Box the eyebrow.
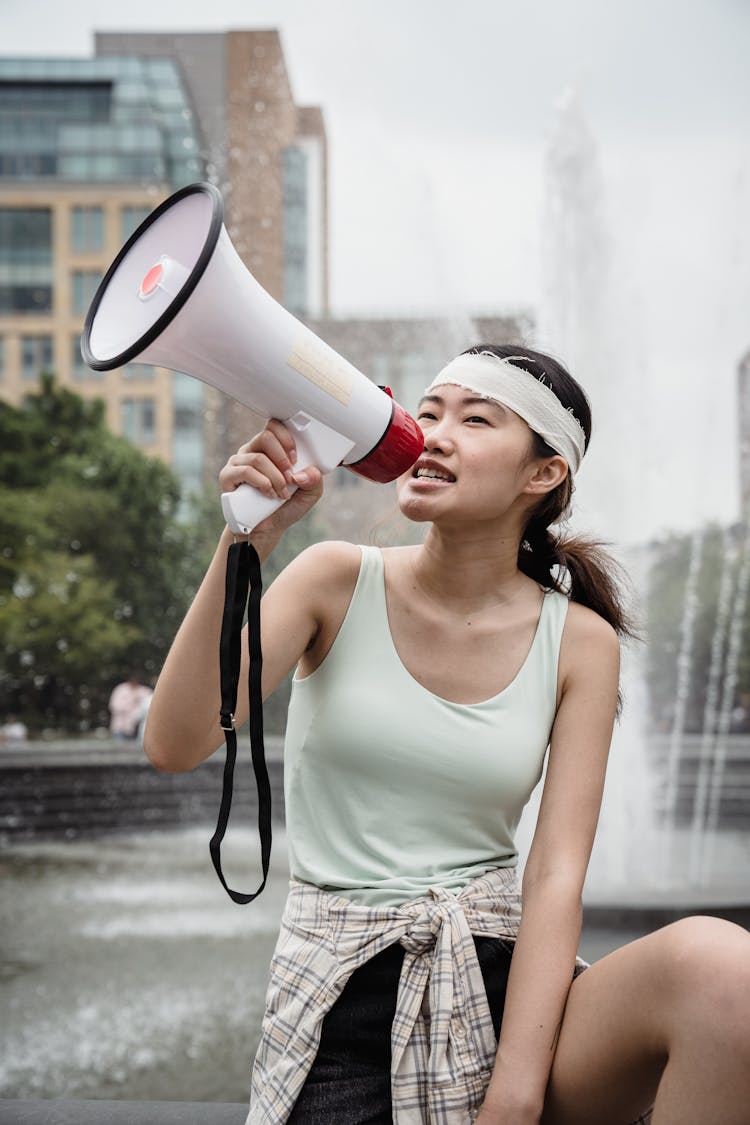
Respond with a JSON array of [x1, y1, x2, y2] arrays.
[[418, 393, 503, 410]]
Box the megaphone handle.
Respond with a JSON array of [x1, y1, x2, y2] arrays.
[[221, 481, 295, 536], [221, 415, 355, 536]]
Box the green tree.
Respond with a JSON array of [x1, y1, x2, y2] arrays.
[[0, 376, 329, 736], [0, 378, 206, 732]]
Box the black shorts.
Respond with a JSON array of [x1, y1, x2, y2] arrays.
[[287, 936, 513, 1124]]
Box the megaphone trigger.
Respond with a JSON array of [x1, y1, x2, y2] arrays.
[[138, 255, 190, 302], [221, 414, 355, 535]]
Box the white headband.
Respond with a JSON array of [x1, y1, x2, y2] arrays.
[[423, 352, 587, 474]]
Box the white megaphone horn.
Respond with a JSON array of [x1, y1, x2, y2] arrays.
[[81, 182, 424, 534]]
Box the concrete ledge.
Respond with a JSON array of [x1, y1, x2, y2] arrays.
[[0, 1101, 248, 1124], [0, 737, 286, 841], [0, 737, 285, 769], [583, 901, 750, 930]]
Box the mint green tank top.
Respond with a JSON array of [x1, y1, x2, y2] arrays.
[[283, 545, 569, 906]]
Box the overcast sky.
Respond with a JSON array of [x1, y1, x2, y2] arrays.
[[4, 0, 750, 540]]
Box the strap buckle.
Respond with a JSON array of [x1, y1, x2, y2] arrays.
[[220, 711, 235, 732]]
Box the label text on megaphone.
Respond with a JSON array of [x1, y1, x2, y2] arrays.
[[287, 335, 355, 406]]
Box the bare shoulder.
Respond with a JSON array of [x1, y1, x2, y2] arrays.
[[269, 541, 364, 672], [265, 539, 363, 625], [281, 539, 362, 588], [559, 599, 620, 684], [562, 598, 619, 648]]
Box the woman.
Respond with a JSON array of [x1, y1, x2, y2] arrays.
[[145, 345, 750, 1125]]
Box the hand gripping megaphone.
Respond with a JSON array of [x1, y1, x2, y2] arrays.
[[81, 182, 423, 533]]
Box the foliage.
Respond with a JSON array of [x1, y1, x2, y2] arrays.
[[0, 376, 329, 736], [0, 378, 212, 732]]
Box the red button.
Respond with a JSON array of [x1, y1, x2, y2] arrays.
[[139, 262, 163, 298]]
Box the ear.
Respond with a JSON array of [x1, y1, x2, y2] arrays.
[[522, 455, 568, 497]]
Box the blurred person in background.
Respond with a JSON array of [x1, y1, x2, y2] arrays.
[[109, 672, 153, 741], [0, 716, 28, 744]]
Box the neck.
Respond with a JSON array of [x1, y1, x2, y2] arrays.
[[414, 521, 529, 612]]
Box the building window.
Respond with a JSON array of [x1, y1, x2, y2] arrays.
[[282, 146, 308, 315], [121, 362, 154, 381], [121, 206, 152, 243], [71, 270, 102, 316], [0, 208, 53, 314], [21, 335, 53, 379], [0, 154, 57, 177], [71, 206, 104, 252], [0, 80, 111, 123], [71, 335, 101, 379], [172, 369, 204, 508], [121, 398, 156, 446]]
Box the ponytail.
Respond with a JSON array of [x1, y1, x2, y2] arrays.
[[519, 518, 636, 640], [520, 520, 636, 716]]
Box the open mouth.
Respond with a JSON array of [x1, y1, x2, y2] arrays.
[[412, 464, 456, 483]]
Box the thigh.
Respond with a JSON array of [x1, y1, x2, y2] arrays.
[[540, 929, 673, 1125]]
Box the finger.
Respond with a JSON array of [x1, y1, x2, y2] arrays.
[[290, 465, 323, 491], [220, 453, 291, 499], [264, 419, 298, 465], [238, 427, 296, 484]]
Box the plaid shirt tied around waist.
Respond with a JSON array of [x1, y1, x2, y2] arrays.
[[247, 866, 588, 1124]]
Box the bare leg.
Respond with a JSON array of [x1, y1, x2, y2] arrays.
[[540, 916, 750, 1125]]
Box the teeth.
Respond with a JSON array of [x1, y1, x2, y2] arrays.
[[416, 468, 452, 481]]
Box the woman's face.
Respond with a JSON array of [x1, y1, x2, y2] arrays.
[[396, 383, 545, 526]]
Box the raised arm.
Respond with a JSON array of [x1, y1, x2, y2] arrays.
[[143, 420, 325, 772], [477, 603, 621, 1124]]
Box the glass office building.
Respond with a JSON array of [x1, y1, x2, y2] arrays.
[[0, 56, 202, 185], [0, 55, 205, 501]]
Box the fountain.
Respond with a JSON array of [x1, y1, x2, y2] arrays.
[[687, 524, 736, 881], [660, 529, 704, 883], [525, 86, 750, 914], [700, 520, 750, 882]]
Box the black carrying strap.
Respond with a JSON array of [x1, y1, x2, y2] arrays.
[[209, 540, 272, 904]]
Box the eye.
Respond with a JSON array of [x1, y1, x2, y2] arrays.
[[465, 415, 491, 425], [417, 410, 438, 421]]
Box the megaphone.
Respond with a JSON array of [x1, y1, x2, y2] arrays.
[[81, 182, 423, 534]]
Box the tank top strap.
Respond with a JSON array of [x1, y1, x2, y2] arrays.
[[350, 544, 393, 648], [316, 544, 393, 675], [348, 544, 387, 618], [358, 543, 386, 583], [527, 588, 569, 706]]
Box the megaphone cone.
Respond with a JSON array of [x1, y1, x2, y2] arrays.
[[81, 182, 423, 533]]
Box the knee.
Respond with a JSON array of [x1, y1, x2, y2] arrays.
[[660, 915, 750, 973], [656, 916, 750, 1043]]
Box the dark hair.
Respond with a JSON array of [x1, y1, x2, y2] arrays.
[[461, 344, 636, 644]]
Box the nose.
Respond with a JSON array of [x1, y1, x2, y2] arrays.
[[423, 417, 455, 454]]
